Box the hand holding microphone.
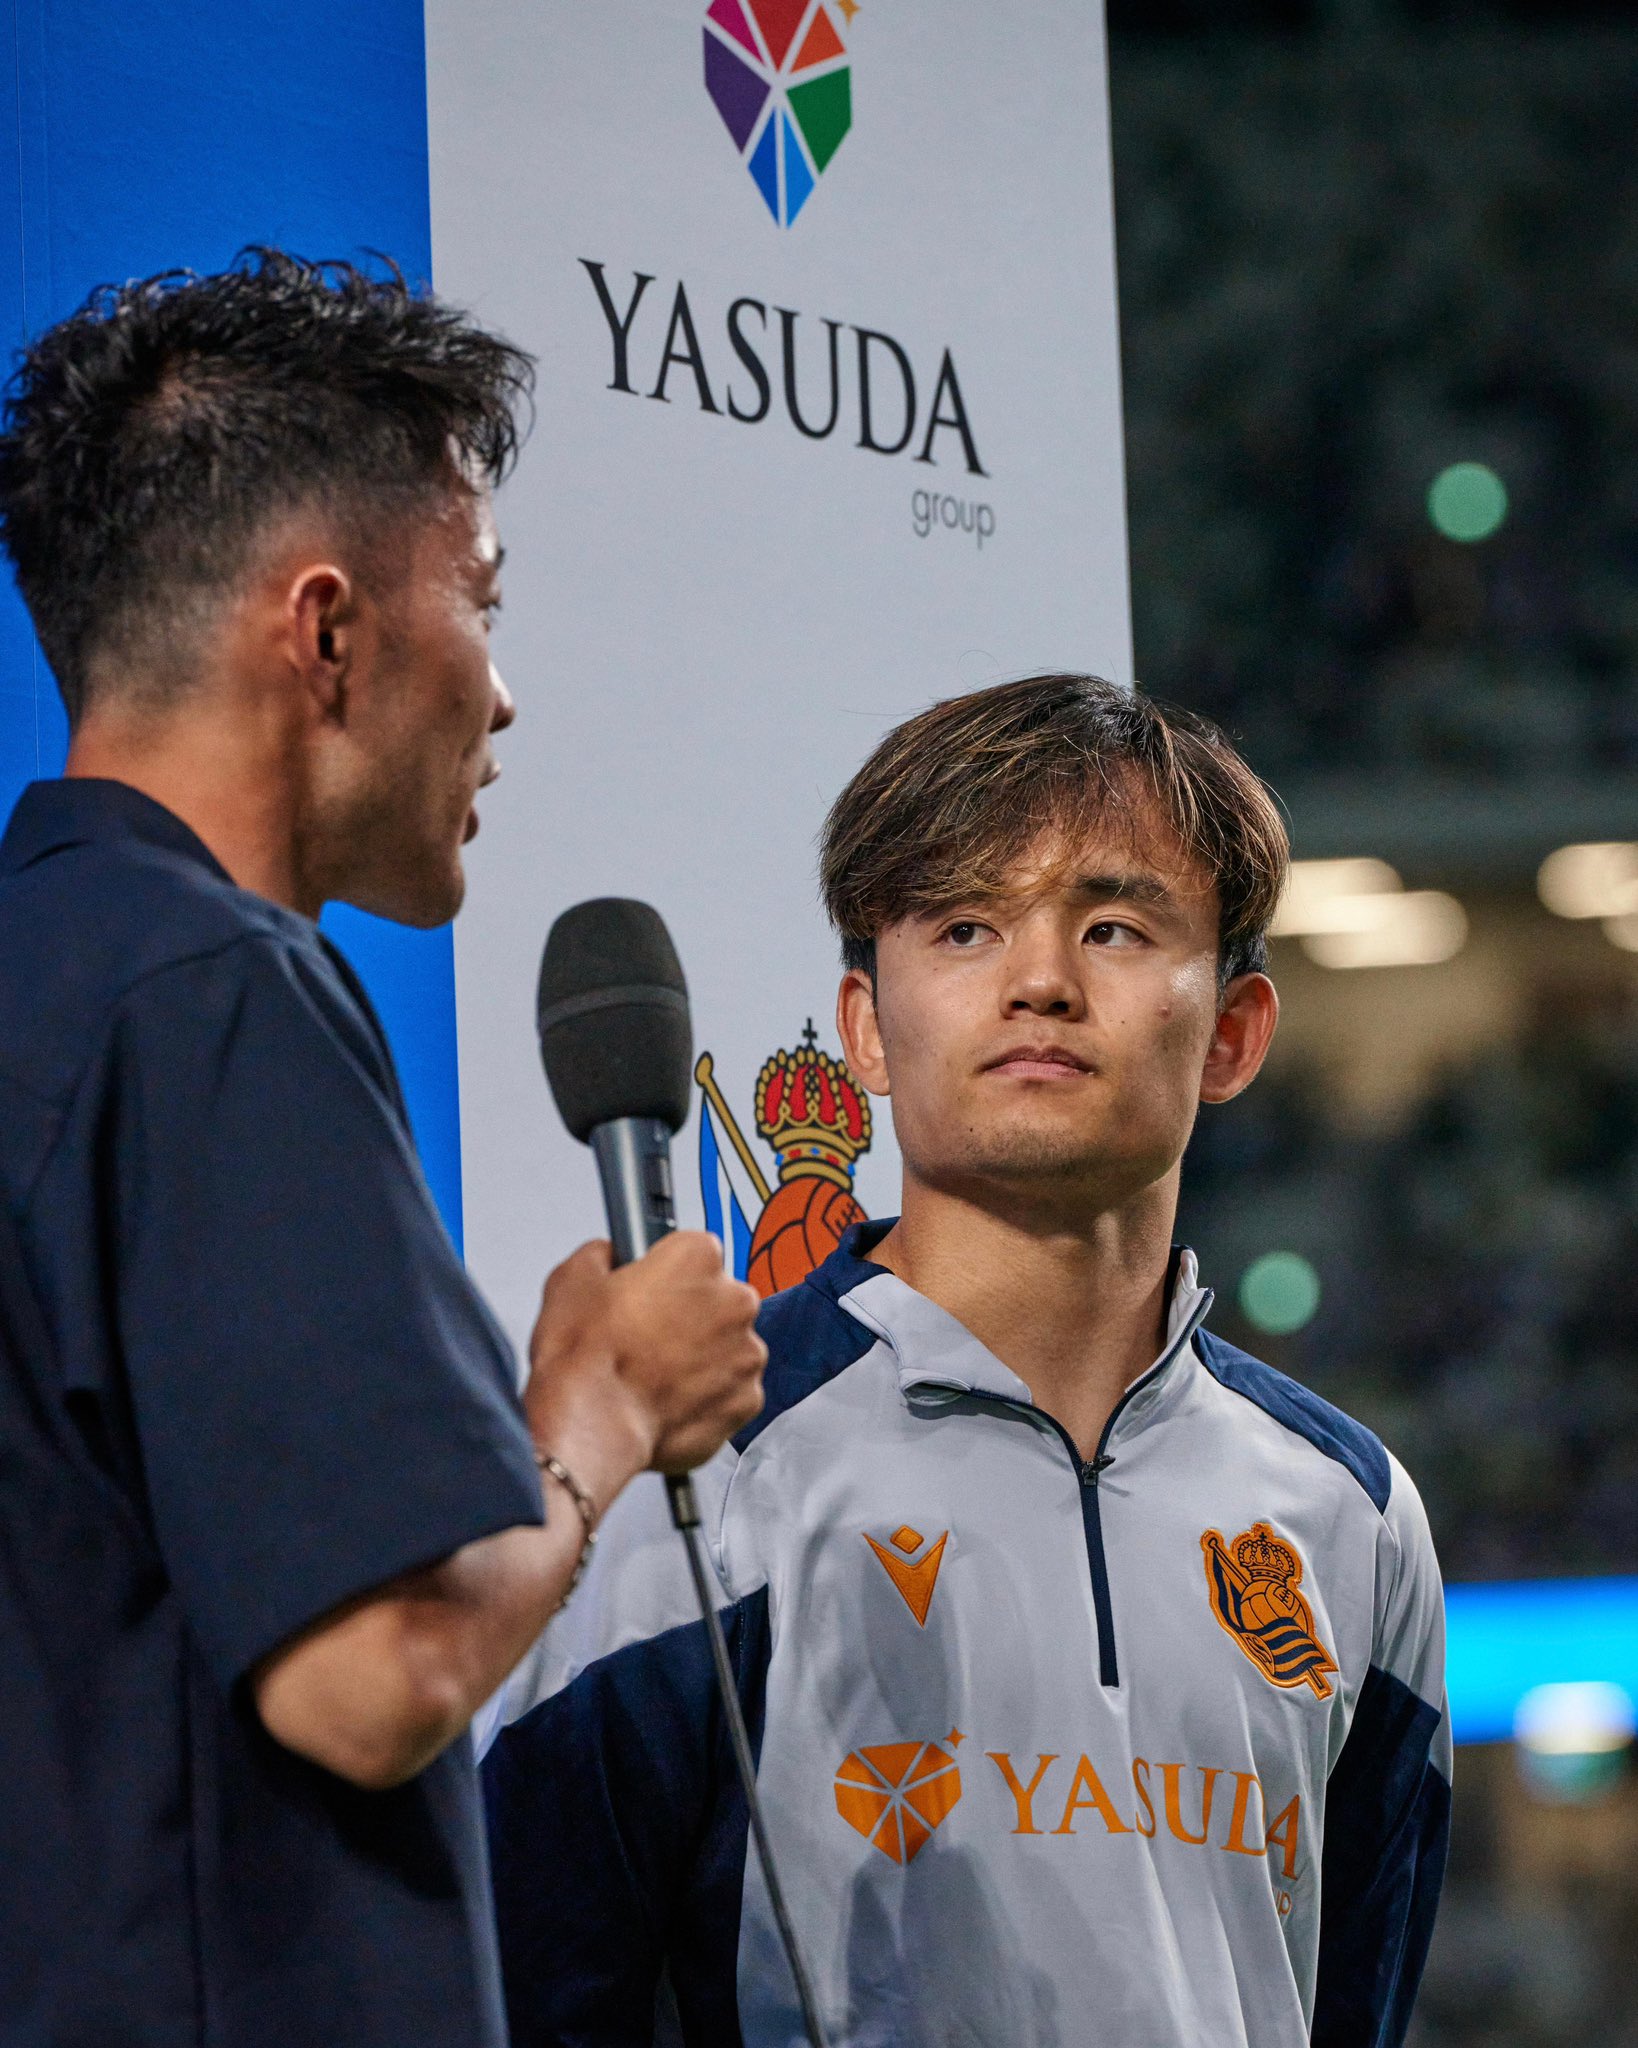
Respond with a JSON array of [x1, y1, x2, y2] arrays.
[[523, 1234, 764, 1484], [522, 899, 765, 1500]]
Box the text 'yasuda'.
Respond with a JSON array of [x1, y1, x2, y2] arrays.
[[582, 261, 989, 476]]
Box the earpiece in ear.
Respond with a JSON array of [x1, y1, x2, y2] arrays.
[[318, 628, 336, 661]]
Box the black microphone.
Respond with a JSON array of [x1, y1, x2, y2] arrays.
[[533, 896, 830, 2048], [536, 896, 692, 1269]]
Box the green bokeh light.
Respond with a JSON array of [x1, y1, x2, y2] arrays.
[[1238, 1251, 1321, 1336], [1428, 461, 1508, 543]]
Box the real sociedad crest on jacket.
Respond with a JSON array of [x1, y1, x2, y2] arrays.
[[1201, 1522, 1338, 1700], [695, 1022, 872, 1295]]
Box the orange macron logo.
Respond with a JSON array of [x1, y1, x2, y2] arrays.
[[1202, 1521, 1337, 1700], [835, 1733, 964, 1863], [863, 1522, 948, 1626]]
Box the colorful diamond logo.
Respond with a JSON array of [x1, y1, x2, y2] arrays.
[[834, 1734, 963, 1864], [703, 0, 853, 227]]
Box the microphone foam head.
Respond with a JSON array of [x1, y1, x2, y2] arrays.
[[537, 898, 693, 1141]]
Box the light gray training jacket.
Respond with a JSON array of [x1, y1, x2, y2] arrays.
[[483, 1222, 1451, 2048]]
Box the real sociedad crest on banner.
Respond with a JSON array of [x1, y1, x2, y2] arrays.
[[696, 1022, 871, 1293]]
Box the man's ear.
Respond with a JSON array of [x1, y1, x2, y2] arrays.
[[286, 564, 356, 724], [1199, 971, 1279, 1105], [836, 968, 890, 1097]]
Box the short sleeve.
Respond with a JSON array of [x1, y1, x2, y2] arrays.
[[111, 932, 543, 1687]]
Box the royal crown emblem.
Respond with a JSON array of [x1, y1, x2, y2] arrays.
[[1234, 1527, 1298, 1581], [696, 1020, 873, 1297], [754, 1027, 872, 1190], [1201, 1520, 1337, 1700]]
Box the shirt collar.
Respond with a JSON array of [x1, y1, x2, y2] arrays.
[[816, 1219, 1212, 1416], [0, 777, 233, 882]]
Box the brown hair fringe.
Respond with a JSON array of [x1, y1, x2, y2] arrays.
[[819, 673, 1289, 985]]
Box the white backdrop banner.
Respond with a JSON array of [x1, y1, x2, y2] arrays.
[[425, 0, 1130, 1349]]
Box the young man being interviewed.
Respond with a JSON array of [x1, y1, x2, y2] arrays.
[[485, 674, 1450, 2048]]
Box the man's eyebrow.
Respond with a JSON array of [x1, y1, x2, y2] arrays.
[[1071, 870, 1177, 909], [914, 869, 1182, 921]]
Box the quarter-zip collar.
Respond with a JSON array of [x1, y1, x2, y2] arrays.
[[824, 1218, 1213, 1433]]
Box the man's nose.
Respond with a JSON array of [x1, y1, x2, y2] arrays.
[[489, 661, 516, 733], [1002, 931, 1086, 1017]]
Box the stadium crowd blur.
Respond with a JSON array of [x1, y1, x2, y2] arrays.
[[1108, 0, 1638, 2038]]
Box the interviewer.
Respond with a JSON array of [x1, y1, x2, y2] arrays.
[[0, 252, 765, 2048]]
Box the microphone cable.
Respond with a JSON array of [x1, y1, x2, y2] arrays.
[[665, 1473, 831, 2048]]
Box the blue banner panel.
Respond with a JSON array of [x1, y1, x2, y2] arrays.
[[1447, 1575, 1638, 1744], [0, 0, 462, 1242]]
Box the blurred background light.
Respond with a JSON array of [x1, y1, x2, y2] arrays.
[[1536, 841, 1638, 920], [1237, 1249, 1321, 1334], [1272, 856, 1403, 936], [1513, 1680, 1635, 1804], [1446, 1580, 1638, 1747], [1300, 891, 1468, 969], [1428, 460, 1509, 543], [1603, 911, 1638, 954]]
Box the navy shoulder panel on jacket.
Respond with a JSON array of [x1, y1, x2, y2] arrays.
[[484, 1588, 771, 2048], [1195, 1327, 1392, 1513], [735, 1264, 878, 1456]]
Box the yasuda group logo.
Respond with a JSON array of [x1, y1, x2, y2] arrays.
[[576, 0, 994, 535], [703, 0, 854, 226]]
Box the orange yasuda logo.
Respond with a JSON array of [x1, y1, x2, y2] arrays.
[[833, 1739, 1305, 1882], [834, 1732, 964, 1863], [1201, 1521, 1337, 1700], [863, 1523, 948, 1626], [986, 1751, 1303, 1880]]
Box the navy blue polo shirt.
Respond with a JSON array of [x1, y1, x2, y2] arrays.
[[0, 778, 544, 2048]]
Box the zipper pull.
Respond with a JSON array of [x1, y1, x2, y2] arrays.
[[1081, 1453, 1115, 1488]]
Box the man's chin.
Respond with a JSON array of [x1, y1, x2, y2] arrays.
[[948, 1146, 1112, 1189], [332, 860, 466, 932], [409, 863, 467, 929], [917, 1128, 1175, 1206]]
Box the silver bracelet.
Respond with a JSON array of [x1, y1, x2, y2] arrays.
[[536, 1451, 598, 1602]]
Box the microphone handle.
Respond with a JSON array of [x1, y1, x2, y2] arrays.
[[584, 1113, 830, 2046], [589, 1116, 696, 1526], [589, 1116, 676, 1265]]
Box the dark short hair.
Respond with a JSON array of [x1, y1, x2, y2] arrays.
[[0, 248, 534, 722], [819, 673, 1289, 985]]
